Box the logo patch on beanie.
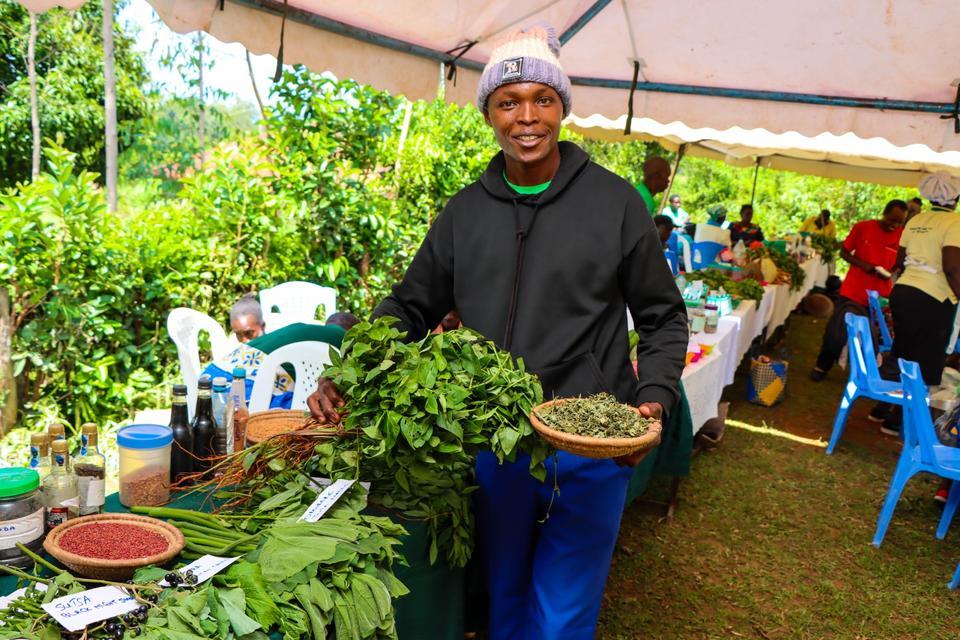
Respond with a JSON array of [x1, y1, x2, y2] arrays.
[[502, 58, 523, 81]]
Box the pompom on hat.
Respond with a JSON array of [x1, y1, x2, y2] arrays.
[[476, 25, 572, 117], [919, 170, 960, 206]]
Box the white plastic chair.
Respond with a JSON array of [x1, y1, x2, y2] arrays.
[[248, 341, 333, 413], [259, 281, 337, 333], [166, 308, 236, 421]]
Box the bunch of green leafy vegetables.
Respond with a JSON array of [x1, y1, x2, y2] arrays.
[[808, 233, 841, 263], [683, 269, 765, 303], [216, 317, 550, 568]]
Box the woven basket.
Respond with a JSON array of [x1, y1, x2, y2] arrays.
[[43, 513, 184, 581], [529, 400, 662, 459], [245, 409, 315, 445]]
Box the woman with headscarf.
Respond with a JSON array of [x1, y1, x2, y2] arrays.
[[875, 171, 960, 437], [706, 205, 729, 228]]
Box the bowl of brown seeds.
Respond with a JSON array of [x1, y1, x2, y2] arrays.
[[530, 393, 662, 459]]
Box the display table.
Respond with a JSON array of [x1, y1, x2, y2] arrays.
[[0, 492, 465, 640]]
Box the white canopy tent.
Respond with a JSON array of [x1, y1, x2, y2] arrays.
[[145, 0, 960, 154], [567, 114, 960, 188]]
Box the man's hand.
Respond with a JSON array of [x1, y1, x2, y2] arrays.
[[614, 402, 664, 467], [307, 377, 345, 423]]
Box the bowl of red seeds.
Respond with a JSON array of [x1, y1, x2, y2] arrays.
[[44, 513, 185, 581]]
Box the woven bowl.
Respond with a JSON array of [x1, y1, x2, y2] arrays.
[[529, 400, 662, 459], [245, 409, 314, 445], [44, 513, 184, 581]]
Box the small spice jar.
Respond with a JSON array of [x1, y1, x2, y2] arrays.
[[118, 425, 173, 508], [0, 468, 45, 568]]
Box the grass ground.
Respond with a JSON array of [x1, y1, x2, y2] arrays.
[[598, 313, 959, 639]]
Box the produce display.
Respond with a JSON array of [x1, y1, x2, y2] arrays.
[[188, 318, 550, 569], [533, 393, 652, 439], [0, 318, 555, 637], [808, 234, 840, 263], [0, 491, 407, 639], [747, 246, 806, 291], [683, 269, 766, 303]]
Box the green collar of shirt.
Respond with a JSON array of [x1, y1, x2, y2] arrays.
[[504, 172, 551, 195], [635, 182, 656, 215]]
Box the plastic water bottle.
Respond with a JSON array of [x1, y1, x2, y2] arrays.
[[211, 376, 234, 457]]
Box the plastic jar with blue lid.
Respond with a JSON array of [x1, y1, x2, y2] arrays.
[[0, 468, 45, 568], [117, 425, 173, 507]]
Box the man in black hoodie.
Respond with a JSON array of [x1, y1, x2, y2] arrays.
[[309, 25, 687, 640]]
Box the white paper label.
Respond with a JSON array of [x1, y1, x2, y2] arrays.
[[41, 586, 138, 632], [0, 508, 44, 550], [0, 583, 47, 613], [158, 555, 240, 587], [84, 479, 105, 508], [299, 479, 355, 522]]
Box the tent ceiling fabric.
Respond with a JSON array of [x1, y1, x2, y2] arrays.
[[568, 115, 960, 187], [147, 0, 960, 153], [16, 0, 86, 11]]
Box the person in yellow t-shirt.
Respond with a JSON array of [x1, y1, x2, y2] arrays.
[[799, 209, 837, 238], [875, 171, 960, 436]]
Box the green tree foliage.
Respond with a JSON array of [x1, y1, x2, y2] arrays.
[[0, 59, 924, 431], [0, 0, 149, 187]]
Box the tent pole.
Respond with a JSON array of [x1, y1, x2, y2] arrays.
[[660, 143, 687, 213], [750, 160, 761, 206]]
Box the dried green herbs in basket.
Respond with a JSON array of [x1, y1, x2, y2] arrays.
[[535, 393, 653, 439]]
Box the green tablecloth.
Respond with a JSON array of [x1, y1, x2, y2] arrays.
[[0, 492, 464, 640], [625, 382, 694, 505]]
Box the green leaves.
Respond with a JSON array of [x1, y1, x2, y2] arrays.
[[320, 317, 550, 567]]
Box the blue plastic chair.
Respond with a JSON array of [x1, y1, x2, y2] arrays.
[[872, 359, 960, 547], [691, 241, 725, 270], [825, 313, 903, 455], [665, 249, 679, 275], [666, 233, 679, 254], [866, 290, 893, 354]]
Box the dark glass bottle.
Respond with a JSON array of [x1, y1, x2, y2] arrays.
[[192, 377, 216, 476], [169, 384, 193, 483]]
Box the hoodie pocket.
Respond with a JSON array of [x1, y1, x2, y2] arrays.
[[532, 352, 611, 400]]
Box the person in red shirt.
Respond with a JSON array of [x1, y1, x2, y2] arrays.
[[810, 199, 907, 381]]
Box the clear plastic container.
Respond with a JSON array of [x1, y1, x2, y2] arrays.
[[117, 425, 173, 507], [0, 468, 45, 568]]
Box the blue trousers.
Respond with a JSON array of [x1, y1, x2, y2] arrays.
[[475, 451, 633, 640]]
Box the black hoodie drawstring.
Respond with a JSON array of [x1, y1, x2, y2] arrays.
[[503, 199, 542, 350]]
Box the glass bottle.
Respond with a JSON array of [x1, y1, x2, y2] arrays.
[[169, 383, 194, 483], [192, 377, 215, 476], [28, 434, 51, 485], [75, 423, 106, 516], [44, 440, 78, 529]]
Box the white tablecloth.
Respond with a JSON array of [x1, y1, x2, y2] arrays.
[[680, 343, 728, 434]]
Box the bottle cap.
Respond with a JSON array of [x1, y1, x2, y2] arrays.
[[81, 423, 98, 447], [212, 376, 229, 391], [51, 440, 69, 454], [117, 424, 173, 450], [0, 469, 39, 498], [30, 433, 49, 454], [232, 367, 246, 378], [81, 422, 97, 434], [48, 423, 66, 439], [198, 377, 212, 390], [172, 384, 188, 395]]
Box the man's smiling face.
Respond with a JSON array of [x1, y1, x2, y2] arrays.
[[484, 82, 563, 168]]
